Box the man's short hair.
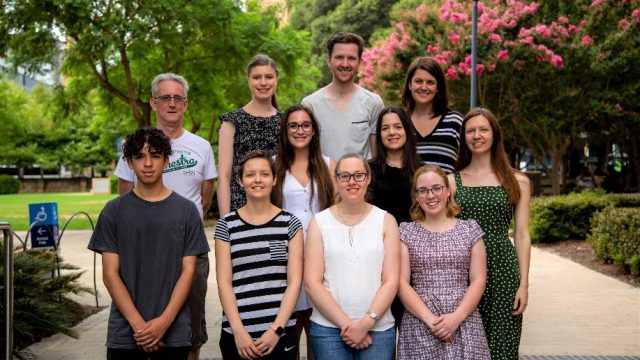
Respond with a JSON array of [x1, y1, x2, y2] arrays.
[[122, 127, 173, 160], [326, 32, 365, 59], [151, 73, 189, 98]]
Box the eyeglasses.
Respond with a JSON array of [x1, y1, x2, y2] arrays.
[[416, 185, 446, 197], [336, 172, 368, 183], [287, 122, 313, 132], [154, 95, 187, 104]]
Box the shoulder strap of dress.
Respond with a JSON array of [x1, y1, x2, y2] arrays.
[[454, 172, 463, 188]]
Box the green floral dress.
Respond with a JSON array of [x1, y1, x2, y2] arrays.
[[454, 172, 522, 360]]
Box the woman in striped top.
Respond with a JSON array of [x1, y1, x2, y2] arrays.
[[402, 57, 463, 174], [215, 150, 304, 360]]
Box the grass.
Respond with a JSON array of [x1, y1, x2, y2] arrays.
[[0, 192, 117, 231]]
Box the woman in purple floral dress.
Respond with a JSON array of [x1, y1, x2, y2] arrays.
[[397, 165, 489, 360]]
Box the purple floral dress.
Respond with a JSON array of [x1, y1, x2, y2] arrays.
[[397, 219, 490, 360]]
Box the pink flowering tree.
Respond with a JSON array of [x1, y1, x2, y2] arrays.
[[359, 0, 639, 193]]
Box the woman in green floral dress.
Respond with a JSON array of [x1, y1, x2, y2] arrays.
[[448, 107, 531, 360]]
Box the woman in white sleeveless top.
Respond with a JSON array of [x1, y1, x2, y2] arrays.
[[273, 104, 335, 360], [304, 154, 400, 360]]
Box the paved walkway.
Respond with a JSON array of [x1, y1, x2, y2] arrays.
[[16, 230, 640, 359]]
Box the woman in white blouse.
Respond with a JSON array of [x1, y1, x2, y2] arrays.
[[304, 154, 400, 360], [273, 104, 335, 360]]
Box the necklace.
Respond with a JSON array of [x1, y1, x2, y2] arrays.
[[336, 204, 369, 247]]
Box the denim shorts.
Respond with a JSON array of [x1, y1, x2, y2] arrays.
[[309, 322, 395, 360]]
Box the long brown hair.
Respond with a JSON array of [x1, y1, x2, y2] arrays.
[[370, 106, 423, 179], [410, 165, 460, 221], [454, 107, 521, 205], [272, 104, 334, 211], [401, 57, 450, 116], [246, 54, 279, 109]]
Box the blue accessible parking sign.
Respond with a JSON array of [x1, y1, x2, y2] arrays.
[[28, 202, 59, 249]]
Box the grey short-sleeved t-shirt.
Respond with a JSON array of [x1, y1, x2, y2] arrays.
[[88, 191, 210, 349], [302, 85, 384, 160]]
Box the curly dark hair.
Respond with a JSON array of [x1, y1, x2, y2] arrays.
[[122, 127, 172, 160]]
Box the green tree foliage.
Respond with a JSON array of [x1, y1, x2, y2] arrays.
[[1, 0, 319, 133]]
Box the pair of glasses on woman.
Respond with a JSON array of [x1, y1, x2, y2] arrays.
[[287, 122, 313, 132], [416, 185, 447, 197], [336, 172, 368, 183], [154, 95, 187, 104]]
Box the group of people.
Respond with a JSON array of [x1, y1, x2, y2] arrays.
[[89, 31, 532, 360]]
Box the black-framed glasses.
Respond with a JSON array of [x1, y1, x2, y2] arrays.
[[416, 185, 446, 197], [287, 121, 313, 132], [336, 172, 368, 183], [154, 95, 187, 104]]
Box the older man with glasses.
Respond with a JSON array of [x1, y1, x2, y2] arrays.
[[114, 73, 217, 360]]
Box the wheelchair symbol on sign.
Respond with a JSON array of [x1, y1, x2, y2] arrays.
[[35, 207, 47, 222]]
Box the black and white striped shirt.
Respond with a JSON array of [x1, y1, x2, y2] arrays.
[[414, 111, 463, 173], [214, 210, 302, 337]]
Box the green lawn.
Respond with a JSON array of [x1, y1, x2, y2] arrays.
[[0, 192, 117, 231]]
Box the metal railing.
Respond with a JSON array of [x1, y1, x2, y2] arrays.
[[1, 221, 14, 360]]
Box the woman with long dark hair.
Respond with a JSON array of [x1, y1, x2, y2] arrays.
[[448, 107, 532, 360], [367, 106, 422, 334], [402, 57, 463, 173], [273, 104, 335, 360], [218, 54, 282, 216]]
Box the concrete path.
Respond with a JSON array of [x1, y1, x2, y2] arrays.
[[16, 230, 640, 359]]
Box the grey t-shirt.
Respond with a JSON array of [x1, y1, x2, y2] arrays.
[[88, 191, 210, 349], [302, 85, 384, 160]]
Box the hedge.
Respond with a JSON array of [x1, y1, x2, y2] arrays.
[[587, 207, 640, 276], [530, 190, 613, 243], [0, 174, 20, 194], [110, 175, 118, 195]]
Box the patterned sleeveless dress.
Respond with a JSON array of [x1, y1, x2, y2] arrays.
[[454, 172, 522, 360]]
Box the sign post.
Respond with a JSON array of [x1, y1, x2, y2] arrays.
[[28, 202, 59, 249]]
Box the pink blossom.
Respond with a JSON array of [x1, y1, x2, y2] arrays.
[[535, 24, 551, 37], [449, 30, 461, 43], [558, 16, 569, 24], [434, 54, 448, 65], [580, 19, 587, 26], [518, 28, 533, 38], [476, 63, 485, 76], [568, 24, 579, 33], [550, 54, 564, 68], [464, 54, 472, 65], [489, 33, 502, 43], [581, 35, 593, 45], [458, 62, 470, 75], [590, 0, 605, 7], [522, 36, 535, 44], [489, 63, 497, 72], [497, 49, 509, 61], [427, 44, 439, 54], [446, 65, 459, 79], [619, 19, 630, 28], [632, 9, 640, 17], [452, 12, 468, 24]]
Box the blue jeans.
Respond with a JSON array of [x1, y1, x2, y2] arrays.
[[309, 322, 395, 360]]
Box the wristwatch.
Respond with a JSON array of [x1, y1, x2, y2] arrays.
[[366, 311, 378, 321], [270, 323, 286, 337]]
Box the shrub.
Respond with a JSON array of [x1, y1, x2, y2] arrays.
[[588, 207, 640, 276], [0, 174, 20, 194], [0, 246, 93, 354], [530, 190, 613, 243], [609, 193, 640, 208], [110, 175, 118, 194]]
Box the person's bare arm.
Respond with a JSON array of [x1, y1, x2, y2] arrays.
[[513, 173, 532, 315], [200, 178, 215, 215], [102, 252, 147, 335], [217, 121, 235, 216]]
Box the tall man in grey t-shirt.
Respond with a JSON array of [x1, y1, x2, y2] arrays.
[[89, 128, 209, 359], [302, 32, 384, 160]]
